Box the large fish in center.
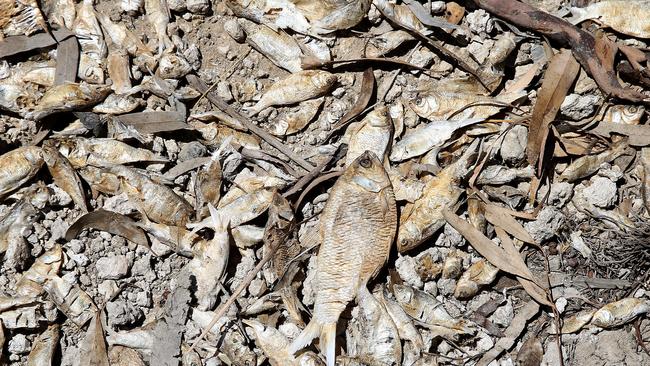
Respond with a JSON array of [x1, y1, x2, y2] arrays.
[[289, 151, 397, 366]]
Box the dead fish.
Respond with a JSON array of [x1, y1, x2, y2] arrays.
[[346, 287, 401, 366], [26, 83, 111, 120], [92, 93, 140, 114], [366, 30, 414, 58], [54, 137, 167, 167], [289, 151, 397, 366], [476, 165, 535, 185], [16, 245, 64, 297], [343, 105, 393, 166], [221, 329, 257, 366], [218, 169, 286, 208], [387, 168, 425, 203], [559, 139, 629, 182], [1, 0, 48, 37], [376, 289, 423, 351], [190, 121, 261, 150], [189, 110, 248, 132], [157, 53, 192, 79], [73, 0, 107, 58], [603, 105, 645, 125], [244, 319, 324, 366], [77, 165, 122, 196], [27, 324, 59, 366], [389, 118, 483, 162], [121, 0, 143, 14], [0, 146, 44, 198], [485, 32, 518, 67], [45, 0, 76, 29], [107, 49, 132, 94], [43, 275, 97, 326], [22, 67, 56, 87], [190, 187, 275, 228], [246, 70, 336, 116], [454, 259, 499, 299], [144, 0, 174, 53], [106, 322, 156, 354], [591, 298, 650, 328], [194, 158, 222, 219], [232, 225, 264, 248], [409, 89, 524, 121], [96, 10, 153, 57], [442, 250, 465, 279], [570, 1, 650, 39], [374, 0, 430, 35], [238, 18, 304, 73], [42, 142, 88, 212], [294, 0, 371, 34], [560, 310, 594, 334], [78, 53, 105, 84], [188, 204, 230, 310], [0, 198, 39, 271], [270, 97, 324, 136], [107, 165, 193, 226]]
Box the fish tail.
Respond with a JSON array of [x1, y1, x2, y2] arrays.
[[320, 322, 337, 366], [288, 318, 321, 355]]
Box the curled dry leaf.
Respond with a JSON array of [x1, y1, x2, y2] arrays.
[[65, 209, 149, 248], [78, 311, 110, 366]]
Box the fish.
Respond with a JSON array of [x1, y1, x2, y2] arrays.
[[603, 104, 645, 125], [107, 165, 193, 226], [78, 53, 105, 84], [366, 30, 414, 58], [559, 139, 629, 182], [194, 158, 222, 219], [591, 298, 650, 328], [246, 70, 336, 116], [221, 329, 257, 366], [289, 151, 397, 366], [0, 197, 39, 271], [26, 324, 60, 366], [96, 10, 153, 57], [43, 275, 97, 326], [1, 0, 48, 37], [454, 259, 499, 299], [144, 0, 174, 53], [389, 118, 484, 163], [238, 18, 304, 73], [45, 0, 76, 29], [570, 1, 650, 39], [16, 245, 64, 297], [92, 93, 141, 114], [373, 0, 430, 35], [42, 142, 88, 212], [0, 146, 44, 198], [476, 165, 535, 185], [157, 53, 192, 79], [190, 121, 261, 150], [22, 67, 56, 87], [244, 319, 324, 366], [26, 83, 111, 120], [121, 0, 143, 14], [293, 0, 371, 34], [409, 89, 524, 121], [73, 0, 107, 58], [107, 49, 133, 94], [376, 288, 423, 350], [54, 137, 167, 168], [343, 105, 393, 166], [77, 165, 122, 196], [270, 97, 324, 136], [188, 204, 229, 310]]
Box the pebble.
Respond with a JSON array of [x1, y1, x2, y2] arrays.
[[216, 81, 234, 102], [395, 255, 423, 288], [98, 280, 120, 300], [524, 207, 565, 242], [560, 94, 600, 120], [96, 256, 131, 280], [178, 141, 207, 162], [107, 300, 144, 326], [8, 334, 31, 354], [500, 125, 527, 165]]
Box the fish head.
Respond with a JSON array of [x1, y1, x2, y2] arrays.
[[607, 105, 645, 125], [310, 71, 338, 91], [346, 151, 391, 193], [409, 92, 438, 119], [392, 284, 414, 306], [367, 105, 393, 128]]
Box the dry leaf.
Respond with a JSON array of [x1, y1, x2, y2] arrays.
[[65, 209, 149, 248], [515, 337, 543, 366], [483, 203, 536, 244], [117, 111, 189, 134], [590, 122, 650, 147], [54, 36, 79, 85], [0, 30, 75, 58], [526, 48, 580, 172], [442, 209, 534, 282], [327, 67, 375, 138], [78, 311, 110, 366]]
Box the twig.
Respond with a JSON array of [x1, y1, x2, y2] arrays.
[[196, 47, 252, 107], [187, 74, 315, 172], [294, 170, 343, 210], [283, 144, 348, 198]]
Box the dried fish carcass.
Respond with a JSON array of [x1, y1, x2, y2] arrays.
[[366, 30, 414, 58], [570, 0, 650, 39], [591, 298, 650, 328], [54, 137, 167, 168], [144, 0, 174, 53], [16, 245, 64, 297], [558, 139, 628, 182], [157, 53, 193, 79], [42, 142, 88, 212], [0, 0, 48, 37], [45, 0, 76, 29], [376, 289, 424, 351], [454, 259, 499, 299], [26, 83, 111, 120], [107, 165, 193, 226], [0, 198, 39, 271], [96, 11, 153, 57], [77, 165, 122, 196], [386, 167, 425, 203], [244, 319, 324, 366], [603, 104, 645, 125], [238, 19, 304, 73], [246, 70, 336, 116], [121, 0, 142, 15], [346, 288, 401, 366], [221, 328, 257, 366], [92, 93, 140, 114], [73, 0, 107, 58], [373, 0, 431, 35], [389, 118, 483, 163], [0, 82, 34, 115], [270, 97, 324, 136], [194, 158, 222, 219], [190, 121, 261, 150], [78, 52, 105, 84], [107, 48, 132, 94], [27, 324, 60, 366], [218, 169, 286, 208], [43, 275, 97, 326], [202, 187, 275, 228], [293, 0, 371, 34], [289, 151, 397, 366], [409, 89, 524, 121], [21, 66, 56, 87], [344, 105, 393, 166], [0, 146, 44, 198], [188, 205, 230, 310]]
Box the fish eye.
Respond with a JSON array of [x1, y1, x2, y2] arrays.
[[627, 106, 638, 113], [359, 157, 372, 168], [415, 97, 425, 106]]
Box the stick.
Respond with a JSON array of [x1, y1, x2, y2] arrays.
[[186, 75, 315, 172]]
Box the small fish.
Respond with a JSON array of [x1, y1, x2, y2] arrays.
[[603, 104, 645, 125], [559, 139, 629, 182], [476, 165, 535, 185], [26, 83, 111, 120], [289, 151, 397, 366], [232, 225, 264, 248], [16, 245, 63, 297], [0, 146, 44, 198], [374, 0, 430, 35], [78, 53, 105, 84], [190, 121, 261, 150], [1, 0, 48, 37], [194, 159, 222, 219], [144, 0, 174, 53], [409, 89, 524, 121], [107, 165, 193, 226], [389, 118, 483, 162], [188, 204, 230, 310], [294, 0, 371, 34], [0, 197, 39, 271], [45, 0, 76, 29], [570, 1, 650, 39], [387, 167, 425, 203], [270, 97, 324, 136], [42, 142, 88, 212], [376, 288, 424, 350], [221, 329, 257, 366], [107, 49, 132, 94], [157, 53, 192, 79], [92, 93, 140, 114], [73, 0, 107, 58], [22, 67, 56, 87], [343, 105, 393, 166], [591, 298, 650, 328], [247, 70, 336, 116], [96, 10, 153, 57], [77, 165, 122, 196], [560, 310, 594, 334], [366, 30, 414, 58], [43, 275, 97, 326], [244, 319, 324, 366], [27, 324, 60, 366], [238, 18, 304, 73], [54, 137, 167, 168], [454, 260, 499, 299]]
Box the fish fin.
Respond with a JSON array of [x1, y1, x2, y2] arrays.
[[320, 322, 337, 366], [288, 319, 321, 355]]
